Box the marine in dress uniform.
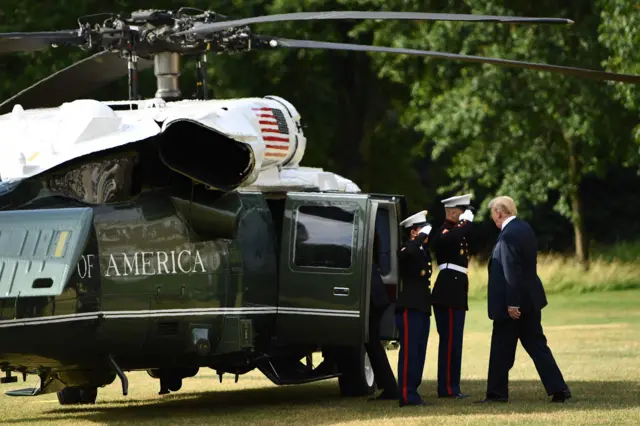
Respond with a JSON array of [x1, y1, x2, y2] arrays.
[[395, 210, 433, 407], [429, 194, 475, 399]]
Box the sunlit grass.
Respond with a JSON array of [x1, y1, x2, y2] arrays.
[[1, 291, 639, 425]]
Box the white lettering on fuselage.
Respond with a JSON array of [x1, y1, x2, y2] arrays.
[[77, 250, 207, 278], [76, 254, 96, 279]]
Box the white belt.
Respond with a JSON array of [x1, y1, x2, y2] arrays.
[[438, 263, 468, 274]]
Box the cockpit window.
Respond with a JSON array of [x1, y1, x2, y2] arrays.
[[43, 154, 136, 204]]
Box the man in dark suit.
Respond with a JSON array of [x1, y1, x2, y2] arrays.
[[477, 196, 571, 404], [367, 232, 399, 401], [395, 210, 433, 407]]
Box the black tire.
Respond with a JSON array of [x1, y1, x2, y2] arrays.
[[337, 345, 377, 397], [147, 369, 160, 379], [166, 377, 182, 392], [79, 387, 98, 404], [57, 386, 98, 405]]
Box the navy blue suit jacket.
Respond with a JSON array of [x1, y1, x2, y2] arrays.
[[487, 218, 548, 320]]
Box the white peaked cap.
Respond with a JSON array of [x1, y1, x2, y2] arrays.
[[399, 210, 428, 228], [442, 193, 472, 208]]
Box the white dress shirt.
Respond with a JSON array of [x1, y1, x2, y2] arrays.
[[501, 215, 516, 230]]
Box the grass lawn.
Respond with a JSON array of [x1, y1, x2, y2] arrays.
[[1, 290, 639, 425]]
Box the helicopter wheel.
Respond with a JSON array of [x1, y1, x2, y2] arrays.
[[57, 386, 98, 405], [165, 377, 182, 392], [337, 345, 377, 397]]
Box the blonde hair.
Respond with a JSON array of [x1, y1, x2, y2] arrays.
[[488, 196, 518, 216]]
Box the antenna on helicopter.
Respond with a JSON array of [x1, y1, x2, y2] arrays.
[[195, 53, 209, 100], [0, 8, 639, 114]]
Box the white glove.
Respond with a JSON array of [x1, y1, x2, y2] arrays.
[[460, 209, 474, 222], [418, 225, 432, 236]]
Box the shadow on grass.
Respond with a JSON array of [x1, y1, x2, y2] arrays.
[[4, 379, 640, 424]]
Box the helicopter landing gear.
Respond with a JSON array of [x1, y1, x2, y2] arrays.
[[108, 354, 128, 396], [56, 386, 98, 405], [147, 367, 196, 396], [337, 345, 377, 397], [159, 376, 182, 395]]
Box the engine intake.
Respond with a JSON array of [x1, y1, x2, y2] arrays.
[[158, 120, 255, 192]]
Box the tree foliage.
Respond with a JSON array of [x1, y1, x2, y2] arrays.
[[0, 0, 638, 259], [355, 0, 640, 265], [598, 0, 640, 110]]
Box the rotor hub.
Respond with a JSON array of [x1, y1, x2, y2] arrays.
[[154, 52, 181, 100]]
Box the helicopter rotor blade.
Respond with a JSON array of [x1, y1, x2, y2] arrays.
[[178, 11, 574, 36], [0, 50, 154, 114], [259, 36, 640, 84], [0, 31, 85, 54]]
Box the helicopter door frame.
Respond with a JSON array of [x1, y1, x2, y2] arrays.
[[275, 192, 371, 348], [368, 195, 406, 341]]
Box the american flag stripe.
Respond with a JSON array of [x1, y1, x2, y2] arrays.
[[252, 105, 292, 160], [263, 135, 289, 142], [252, 106, 290, 139]]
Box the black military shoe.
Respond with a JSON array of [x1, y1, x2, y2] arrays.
[[439, 392, 470, 399], [399, 399, 429, 407], [550, 389, 572, 403]]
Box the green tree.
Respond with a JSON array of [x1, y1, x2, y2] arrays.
[[598, 0, 640, 142], [358, 0, 640, 268]]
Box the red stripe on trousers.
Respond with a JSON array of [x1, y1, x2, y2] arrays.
[[403, 308, 409, 404], [447, 307, 453, 396]]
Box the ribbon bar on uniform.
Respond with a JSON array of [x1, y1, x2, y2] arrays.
[[438, 263, 468, 274]]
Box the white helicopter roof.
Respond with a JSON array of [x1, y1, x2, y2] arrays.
[[0, 96, 361, 193]]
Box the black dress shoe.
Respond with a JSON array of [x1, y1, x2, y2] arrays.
[[550, 389, 572, 403]]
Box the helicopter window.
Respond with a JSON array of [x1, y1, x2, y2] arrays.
[[293, 204, 356, 269]]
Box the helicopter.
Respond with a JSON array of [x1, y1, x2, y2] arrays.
[[0, 7, 639, 407]]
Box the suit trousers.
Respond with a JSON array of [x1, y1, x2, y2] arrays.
[[486, 310, 568, 400], [434, 305, 466, 396], [365, 305, 398, 395], [395, 308, 430, 405]]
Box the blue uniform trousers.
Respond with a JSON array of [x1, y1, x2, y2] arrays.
[[434, 306, 466, 397], [395, 308, 430, 406]]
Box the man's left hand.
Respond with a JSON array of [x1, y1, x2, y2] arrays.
[[508, 306, 521, 320]]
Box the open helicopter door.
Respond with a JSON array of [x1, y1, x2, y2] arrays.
[[368, 194, 408, 341], [276, 192, 371, 347]]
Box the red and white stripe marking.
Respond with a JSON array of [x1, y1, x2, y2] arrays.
[[252, 107, 290, 159]]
